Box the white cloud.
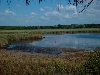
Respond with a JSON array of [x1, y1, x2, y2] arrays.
[[64, 14, 71, 18], [44, 7, 52, 10], [57, 5, 77, 13], [30, 12, 38, 16], [5, 9, 16, 16], [0, 1, 100, 26], [40, 16, 49, 20], [40, 8, 44, 12], [44, 5, 74, 19], [44, 5, 79, 20], [80, 1, 100, 19], [18, 12, 39, 24], [45, 10, 61, 17]]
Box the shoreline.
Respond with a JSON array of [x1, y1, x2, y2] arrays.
[[0, 33, 43, 48], [0, 29, 100, 48], [0, 48, 87, 57], [0, 29, 100, 55], [4, 44, 89, 55]]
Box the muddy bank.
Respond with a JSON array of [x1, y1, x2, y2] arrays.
[[0, 49, 86, 59], [6, 44, 84, 55]]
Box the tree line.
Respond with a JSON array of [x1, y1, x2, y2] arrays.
[[0, 24, 100, 30]]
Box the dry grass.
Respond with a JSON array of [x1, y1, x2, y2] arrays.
[[0, 49, 88, 75]]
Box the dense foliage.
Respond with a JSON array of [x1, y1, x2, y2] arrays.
[[0, 24, 100, 30]]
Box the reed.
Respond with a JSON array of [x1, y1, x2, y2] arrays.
[[0, 33, 42, 48], [0, 49, 87, 75], [1, 49, 99, 75], [0, 38, 8, 48], [75, 51, 100, 75]]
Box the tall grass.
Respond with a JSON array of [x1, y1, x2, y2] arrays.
[[76, 51, 100, 75], [0, 38, 8, 48], [0, 33, 42, 48], [0, 49, 86, 75], [0, 47, 99, 75]]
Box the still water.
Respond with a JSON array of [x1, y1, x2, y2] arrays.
[[29, 33, 100, 50], [7, 33, 100, 54]]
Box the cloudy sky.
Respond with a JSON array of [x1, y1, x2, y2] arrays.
[[0, 0, 100, 26]]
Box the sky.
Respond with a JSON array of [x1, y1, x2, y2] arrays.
[[0, 0, 100, 26]]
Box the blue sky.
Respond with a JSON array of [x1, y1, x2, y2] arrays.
[[0, 0, 100, 26]]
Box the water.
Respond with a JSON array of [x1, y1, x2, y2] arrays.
[[6, 33, 100, 54], [29, 33, 100, 50]]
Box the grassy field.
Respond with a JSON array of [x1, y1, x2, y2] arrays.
[[0, 28, 100, 34]]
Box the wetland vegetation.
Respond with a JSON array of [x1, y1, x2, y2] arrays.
[[0, 33, 42, 48], [0, 25, 100, 75], [0, 49, 100, 75]]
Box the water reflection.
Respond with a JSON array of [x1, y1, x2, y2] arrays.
[[30, 33, 100, 50], [6, 33, 100, 54]]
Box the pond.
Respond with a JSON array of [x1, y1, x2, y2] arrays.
[[29, 33, 100, 50], [6, 33, 100, 54]]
